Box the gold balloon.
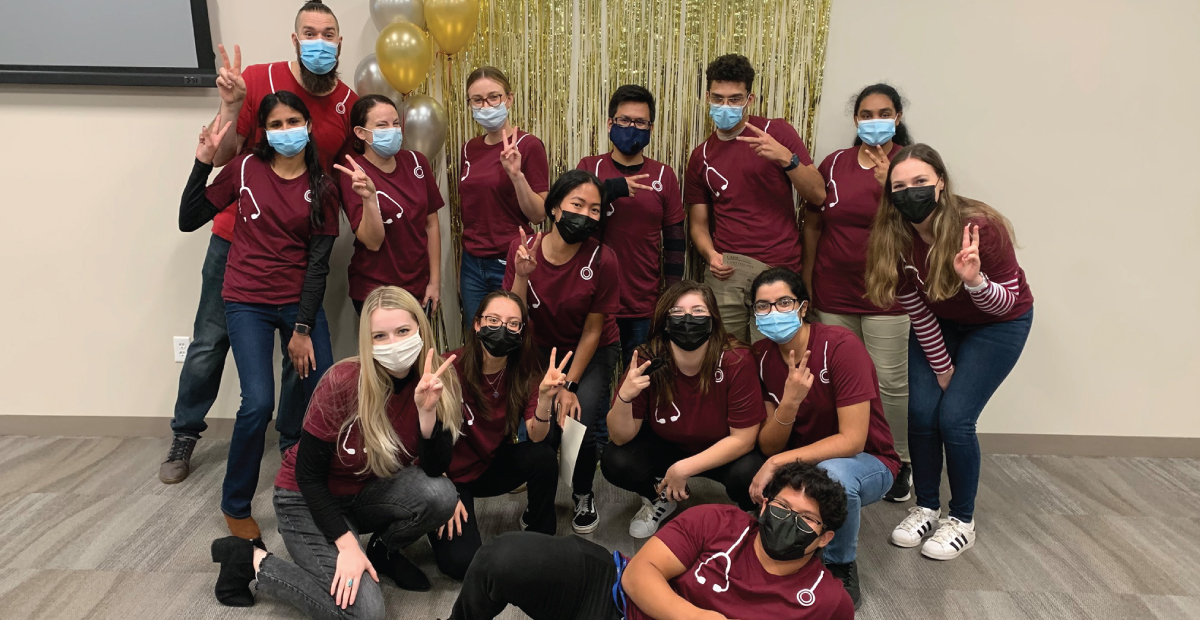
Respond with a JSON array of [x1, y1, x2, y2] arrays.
[[375, 20, 432, 94], [424, 0, 478, 55]]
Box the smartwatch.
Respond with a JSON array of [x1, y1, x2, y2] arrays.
[[782, 153, 801, 172], [294, 323, 312, 336], [564, 381, 580, 394]]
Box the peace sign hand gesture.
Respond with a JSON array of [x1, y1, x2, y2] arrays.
[[197, 113, 233, 165], [954, 224, 984, 287], [499, 128, 523, 178], [333, 155, 377, 200], [415, 349, 455, 416], [624, 173, 652, 198], [616, 349, 653, 403], [864, 145, 890, 187], [514, 227, 541, 279], [780, 349, 813, 408], [735, 123, 791, 167], [215, 44, 246, 106], [539, 347, 573, 398]]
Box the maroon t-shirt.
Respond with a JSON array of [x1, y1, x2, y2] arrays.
[[751, 323, 901, 477], [902, 216, 1034, 324], [501, 236, 620, 351], [576, 153, 685, 318], [275, 360, 424, 495], [341, 152, 445, 302], [212, 61, 357, 241], [458, 130, 551, 258], [206, 154, 341, 306], [618, 348, 765, 455], [625, 504, 855, 620], [683, 116, 812, 271], [813, 145, 904, 315], [445, 350, 541, 484]]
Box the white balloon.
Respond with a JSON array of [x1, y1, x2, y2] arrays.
[[401, 93, 448, 160], [370, 0, 426, 30], [354, 54, 401, 103]]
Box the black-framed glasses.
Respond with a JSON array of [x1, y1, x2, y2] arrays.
[[481, 315, 523, 333], [769, 501, 823, 530], [753, 297, 800, 316], [468, 92, 507, 109], [612, 115, 651, 130]]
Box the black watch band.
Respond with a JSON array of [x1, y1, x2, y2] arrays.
[[782, 153, 801, 172], [564, 381, 579, 394], [294, 323, 312, 336]]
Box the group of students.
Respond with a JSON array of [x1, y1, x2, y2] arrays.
[[168, 2, 1035, 619]]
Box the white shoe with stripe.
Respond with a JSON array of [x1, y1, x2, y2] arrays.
[[628, 497, 677, 539], [891, 506, 940, 548], [921, 517, 976, 560]]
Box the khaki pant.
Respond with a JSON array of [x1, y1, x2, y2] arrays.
[[814, 310, 911, 463], [705, 253, 770, 345]]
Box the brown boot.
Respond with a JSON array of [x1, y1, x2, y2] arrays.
[[224, 514, 262, 540], [159, 436, 197, 484]]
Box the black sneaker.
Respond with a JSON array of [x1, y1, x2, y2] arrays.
[[884, 462, 912, 503], [826, 560, 861, 609], [366, 534, 430, 591], [572, 493, 599, 534], [159, 436, 197, 484]]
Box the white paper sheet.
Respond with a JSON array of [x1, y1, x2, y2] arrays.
[[559, 416, 587, 489]]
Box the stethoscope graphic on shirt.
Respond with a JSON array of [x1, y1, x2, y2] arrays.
[[460, 133, 530, 182], [522, 237, 601, 308], [595, 159, 666, 216], [702, 120, 774, 198], [268, 63, 352, 115], [690, 523, 826, 607], [654, 353, 724, 424], [824, 150, 843, 210], [759, 343, 830, 404], [376, 191, 405, 224], [461, 402, 476, 427], [341, 419, 359, 455], [239, 155, 311, 221]]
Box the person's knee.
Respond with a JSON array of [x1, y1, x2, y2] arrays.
[[437, 545, 476, 581], [816, 460, 862, 501], [525, 443, 559, 481], [344, 580, 386, 620], [422, 475, 460, 524], [599, 442, 639, 484]]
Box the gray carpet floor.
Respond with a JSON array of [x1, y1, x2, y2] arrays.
[[1, 434, 1198, 619]]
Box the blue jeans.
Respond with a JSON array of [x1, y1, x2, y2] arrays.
[[909, 308, 1033, 522], [460, 250, 507, 327], [817, 453, 893, 564], [222, 302, 333, 519]]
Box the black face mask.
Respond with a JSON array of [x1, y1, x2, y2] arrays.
[[758, 504, 821, 562], [477, 325, 522, 357], [555, 211, 600, 245], [891, 184, 939, 224], [666, 315, 712, 352]]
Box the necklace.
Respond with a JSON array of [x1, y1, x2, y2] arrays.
[[483, 367, 506, 398]]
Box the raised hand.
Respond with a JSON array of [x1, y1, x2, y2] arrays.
[[864, 144, 890, 186], [333, 154, 377, 200], [197, 114, 233, 164], [539, 347, 573, 398], [624, 173, 652, 198], [215, 44, 246, 106], [499, 127, 524, 177], [616, 349, 652, 403], [780, 349, 813, 408], [415, 349, 455, 414], [514, 226, 541, 279], [953, 224, 983, 287], [736, 123, 791, 167]]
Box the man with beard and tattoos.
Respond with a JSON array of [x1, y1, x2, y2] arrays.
[[158, 0, 358, 543]]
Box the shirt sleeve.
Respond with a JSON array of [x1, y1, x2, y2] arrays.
[[769, 120, 813, 166], [316, 178, 342, 236], [682, 146, 712, 206], [179, 160, 224, 232], [520, 135, 551, 193], [661, 164, 685, 225], [897, 276, 952, 374], [294, 430, 352, 543], [204, 156, 242, 211], [724, 351, 768, 428], [829, 334, 879, 408], [591, 246, 621, 316], [302, 365, 356, 442], [967, 219, 1023, 316], [652, 505, 727, 569], [817, 152, 837, 211]]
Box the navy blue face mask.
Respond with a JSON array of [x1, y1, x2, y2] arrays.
[[609, 124, 651, 155]]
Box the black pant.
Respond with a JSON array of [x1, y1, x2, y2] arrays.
[[429, 441, 559, 580], [449, 532, 622, 620], [540, 343, 619, 495], [600, 423, 766, 511]]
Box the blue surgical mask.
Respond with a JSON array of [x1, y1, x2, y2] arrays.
[[609, 124, 651, 155], [756, 310, 802, 344], [267, 126, 310, 157], [368, 127, 403, 158], [857, 119, 896, 147], [299, 39, 339, 75], [472, 102, 509, 132], [709, 103, 744, 131]]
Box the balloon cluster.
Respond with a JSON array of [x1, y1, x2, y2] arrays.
[[354, 0, 479, 159]]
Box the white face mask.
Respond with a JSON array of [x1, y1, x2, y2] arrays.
[[372, 333, 423, 374]]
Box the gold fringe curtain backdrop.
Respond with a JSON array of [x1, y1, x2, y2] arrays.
[[429, 0, 832, 333]]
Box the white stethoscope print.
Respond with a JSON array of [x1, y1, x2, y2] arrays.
[[796, 571, 824, 607], [462, 402, 476, 427], [693, 525, 749, 593], [653, 402, 682, 425], [701, 141, 730, 197], [268, 62, 352, 115], [596, 159, 666, 216], [824, 150, 843, 210], [408, 151, 425, 179], [239, 156, 262, 221], [377, 191, 405, 224], [461, 133, 530, 182], [760, 351, 781, 406], [341, 419, 358, 455], [818, 341, 830, 384], [580, 246, 600, 281]]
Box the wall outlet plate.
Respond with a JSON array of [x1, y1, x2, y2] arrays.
[[174, 337, 191, 363]]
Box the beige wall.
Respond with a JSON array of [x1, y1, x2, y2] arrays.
[[1, 0, 1197, 439]]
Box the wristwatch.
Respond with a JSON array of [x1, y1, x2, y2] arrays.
[[564, 381, 580, 393], [782, 153, 801, 172], [294, 323, 312, 336]]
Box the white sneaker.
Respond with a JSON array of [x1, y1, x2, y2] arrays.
[[891, 506, 940, 548], [921, 517, 976, 560], [628, 497, 677, 539]]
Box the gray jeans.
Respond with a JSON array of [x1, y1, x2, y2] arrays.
[[256, 467, 459, 620]]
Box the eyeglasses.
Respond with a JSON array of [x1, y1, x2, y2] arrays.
[[753, 297, 800, 316], [769, 501, 823, 530], [667, 307, 711, 318], [481, 315, 523, 333], [707, 93, 747, 106], [468, 92, 507, 109], [612, 115, 651, 130]]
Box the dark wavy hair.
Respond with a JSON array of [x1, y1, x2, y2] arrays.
[[544, 169, 608, 237], [608, 84, 656, 123], [750, 267, 810, 308], [252, 91, 331, 228], [461, 291, 543, 435], [349, 94, 399, 155], [851, 83, 911, 147], [763, 460, 849, 533], [706, 54, 755, 92]]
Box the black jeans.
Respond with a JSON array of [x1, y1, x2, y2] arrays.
[[541, 343, 619, 495], [449, 532, 622, 620], [600, 423, 766, 511], [428, 441, 559, 580]]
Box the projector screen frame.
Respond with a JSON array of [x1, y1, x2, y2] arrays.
[[0, 0, 217, 88]]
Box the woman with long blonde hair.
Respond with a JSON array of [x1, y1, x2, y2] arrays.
[[209, 286, 462, 616], [864, 144, 1034, 562]]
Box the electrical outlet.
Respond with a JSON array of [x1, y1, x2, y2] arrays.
[[174, 337, 191, 363]]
